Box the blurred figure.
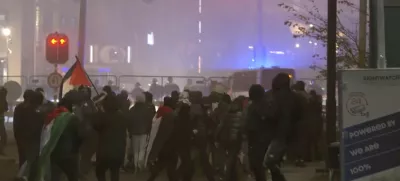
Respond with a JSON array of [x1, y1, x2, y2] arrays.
[[170, 91, 180, 110], [164, 76, 180, 96], [184, 79, 193, 91], [103, 85, 116, 97], [35, 87, 56, 115], [0, 87, 8, 155], [173, 91, 194, 181], [13, 90, 42, 167], [117, 90, 131, 112], [146, 97, 178, 181], [216, 96, 245, 181], [246, 84, 267, 181], [76, 86, 98, 180], [144, 92, 156, 114], [308, 90, 323, 161], [131, 82, 144, 101], [291, 81, 311, 166], [93, 94, 128, 181], [127, 93, 154, 171], [190, 91, 215, 181], [149, 78, 163, 101]]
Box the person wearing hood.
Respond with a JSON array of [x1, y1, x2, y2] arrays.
[[189, 91, 215, 181], [246, 84, 268, 181], [260, 73, 302, 181], [127, 93, 154, 171], [93, 94, 128, 181], [13, 90, 42, 168], [145, 96, 178, 181]]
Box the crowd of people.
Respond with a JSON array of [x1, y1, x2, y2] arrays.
[[4, 72, 324, 181]]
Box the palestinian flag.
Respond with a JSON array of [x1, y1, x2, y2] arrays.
[[59, 56, 93, 98]]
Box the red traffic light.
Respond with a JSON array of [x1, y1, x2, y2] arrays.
[[60, 38, 66, 45], [51, 38, 58, 45]]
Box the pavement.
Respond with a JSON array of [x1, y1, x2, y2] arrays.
[[0, 125, 331, 181]]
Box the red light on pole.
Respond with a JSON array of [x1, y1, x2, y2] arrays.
[[60, 38, 66, 45], [51, 38, 58, 45]]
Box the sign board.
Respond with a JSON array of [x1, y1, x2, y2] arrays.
[[339, 69, 400, 181], [47, 72, 63, 89]]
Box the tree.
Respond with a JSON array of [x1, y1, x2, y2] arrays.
[[278, 0, 368, 78]]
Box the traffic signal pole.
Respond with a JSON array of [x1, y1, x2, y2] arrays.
[[78, 0, 87, 65], [326, 0, 337, 170]]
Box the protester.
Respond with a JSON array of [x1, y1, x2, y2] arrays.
[[76, 86, 98, 180], [131, 82, 144, 101], [308, 90, 323, 161], [190, 91, 215, 181], [291, 80, 311, 166], [127, 93, 153, 171], [164, 76, 180, 96], [0, 87, 8, 155], [146, 97, 178, 181], [29, 90, 83, 181], [149, 78, 163, 101], [216, 96, 245, 181], [93, 94, 128, 181], [13, 90, 42, 167], [117, 90, 131, 112]]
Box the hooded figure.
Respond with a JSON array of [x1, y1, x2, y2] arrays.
[[93, 94, 128, 181], [13, 90, 42, 168], [257, 73, 301, 181], [145, 97, 178, 181], [127, 93, 154, 170]]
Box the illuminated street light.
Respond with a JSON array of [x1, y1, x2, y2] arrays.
[[1, 28, 11, 37], [295, 43, 300, 48]]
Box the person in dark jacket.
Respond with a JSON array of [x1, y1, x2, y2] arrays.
[[0, 87, 8, 155], [128, 93, 153, 170], [117, 90, 131, 112], [246, 84, 269, 181], [76, 86, 99, 179], [173, 91, 194, 181], [291, 80, 311, 166], [216, 96, 245, 181], [13, 90, 42, 167], [170, 90, 180, 110], [131, 82, 144, 101], [93, 94, 128, 181], [262, 73, 302, 181], [190, 91, 215, 181], [144, 92, 156, 115], [308, 90, 323, 161], [146, 97, 178, 181]]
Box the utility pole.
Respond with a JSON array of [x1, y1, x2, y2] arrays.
[[78, 0, 87, 65], [358, 0, 367, 68], [326, 0, 337, 169]]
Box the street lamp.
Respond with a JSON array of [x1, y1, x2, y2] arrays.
[[1, 28, 11, 37]]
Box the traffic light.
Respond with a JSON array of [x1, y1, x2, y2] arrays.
[[46, 32, 69, 64]]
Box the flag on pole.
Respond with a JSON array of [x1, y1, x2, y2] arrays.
[[59, 56, 93, 98]]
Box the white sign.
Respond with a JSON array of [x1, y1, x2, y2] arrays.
[[47, 72, 63, 89], [339, 69, 400, 181]]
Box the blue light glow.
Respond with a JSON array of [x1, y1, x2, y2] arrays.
[[98, 68, 111, 73]]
